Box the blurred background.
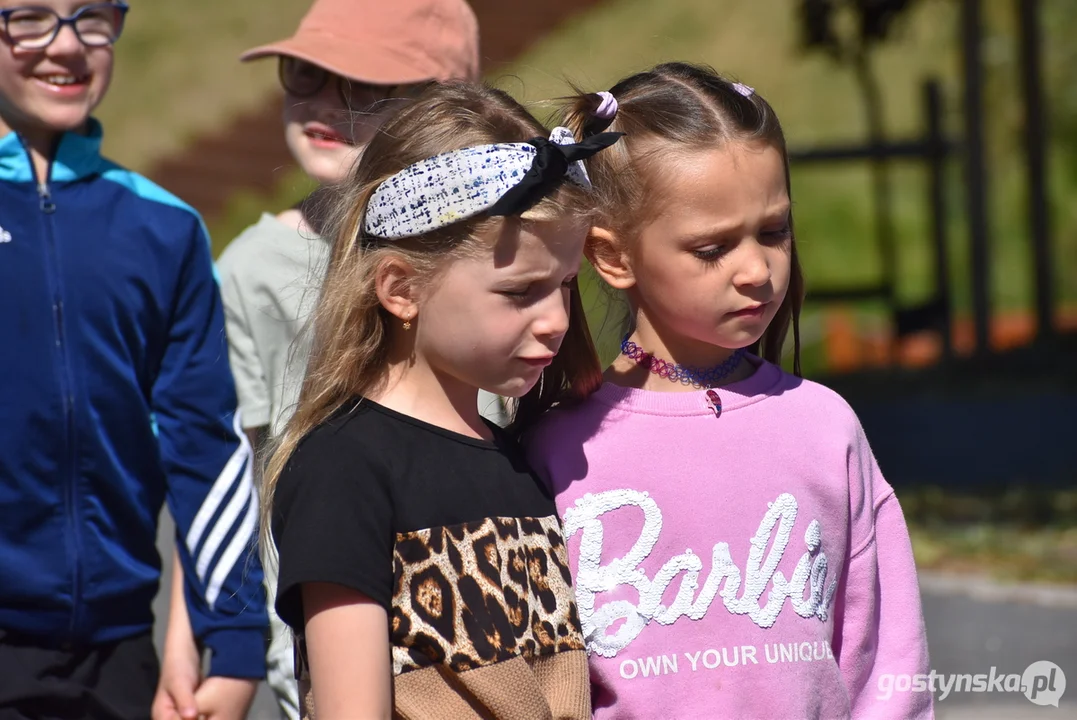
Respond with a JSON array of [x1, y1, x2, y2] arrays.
[[125, 0, 1075, 716]]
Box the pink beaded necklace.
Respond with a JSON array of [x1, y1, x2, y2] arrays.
[[620, 336, 745, 418]]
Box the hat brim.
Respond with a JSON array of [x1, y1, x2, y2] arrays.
[[240, 35, 436, 86]]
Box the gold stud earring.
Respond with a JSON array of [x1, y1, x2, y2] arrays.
[[402, 315, 412, 331]]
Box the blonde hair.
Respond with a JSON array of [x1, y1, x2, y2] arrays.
[[261, 82, 603, 557], [562, 62, 804, 373]]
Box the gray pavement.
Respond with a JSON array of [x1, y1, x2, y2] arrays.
[[153, 512, 1076, 719], [921, 573, 1076, 718], [937, 704, 1075, 720]]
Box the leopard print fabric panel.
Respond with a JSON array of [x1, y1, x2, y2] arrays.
[[391, 515, 584, 675]]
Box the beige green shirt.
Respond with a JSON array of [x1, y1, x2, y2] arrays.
[[217, 214, 327, 436]]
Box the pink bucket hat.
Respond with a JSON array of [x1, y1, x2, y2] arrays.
[[240, 0, 480, 84]]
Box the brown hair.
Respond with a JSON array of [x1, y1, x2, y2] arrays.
[[260, 81, 603, 556], [562, 62, 803, 374]]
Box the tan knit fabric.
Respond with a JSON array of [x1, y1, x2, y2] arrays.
[[294, 637, 590, 719], [393, 650, 590, 719]]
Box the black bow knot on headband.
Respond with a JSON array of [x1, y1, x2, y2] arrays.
[[487, 131, 624, 217]]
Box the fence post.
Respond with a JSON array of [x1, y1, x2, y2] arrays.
[[1017, 0, 1054, 342], [925, 80, 953, 362], [961, 0, 991, 356]]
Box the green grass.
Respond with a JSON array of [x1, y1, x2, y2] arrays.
[[95, 0, 313, 171], [900, 486, 1077, 583], [910, 524, 1077, 583]]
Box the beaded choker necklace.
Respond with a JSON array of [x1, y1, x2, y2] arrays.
[[620, 337, 746, 418]]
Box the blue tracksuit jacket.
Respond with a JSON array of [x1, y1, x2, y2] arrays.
[[0, 120, 267, 678]]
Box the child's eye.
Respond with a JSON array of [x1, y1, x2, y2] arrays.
[[9, 10, 50, 26], [693, 245, 728, 263], [497, 285, 533, 301], [763, 225, 793, 242]]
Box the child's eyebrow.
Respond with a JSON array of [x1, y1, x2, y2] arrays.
[[678, 203, 792, 242], [678, 221, 743, 243], [767, 201, 793, 217], [63, 1, 114, 13], [496, 269, 553, 283]]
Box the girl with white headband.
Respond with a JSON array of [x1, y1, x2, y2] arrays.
[[262, 80, 620, 719]]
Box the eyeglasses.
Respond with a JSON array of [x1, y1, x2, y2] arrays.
[[278, 56, 397, 115], [0, 2, 128, 50]]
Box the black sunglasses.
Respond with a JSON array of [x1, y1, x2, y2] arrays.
[[278, 56, 398, 114], [0, 2, 128, 50]]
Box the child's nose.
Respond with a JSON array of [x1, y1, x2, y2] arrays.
[[734, 240, 772, 288], [534, 290, 571, 341], [46, 24, 84, 57]]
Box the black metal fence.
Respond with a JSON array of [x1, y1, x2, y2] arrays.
[[789, 78, 955, 362]]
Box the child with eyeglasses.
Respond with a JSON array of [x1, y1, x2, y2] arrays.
[[0, 2, 268, 720], [189, 1, 482, 718]]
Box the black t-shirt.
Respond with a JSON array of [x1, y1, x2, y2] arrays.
[[272, 398, 563, 630], [272, 398, 590, 716]]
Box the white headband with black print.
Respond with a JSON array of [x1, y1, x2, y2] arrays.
[[363, 126, 622, 240]]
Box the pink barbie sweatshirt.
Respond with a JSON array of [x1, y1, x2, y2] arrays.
[[525, 359, 933, 719]]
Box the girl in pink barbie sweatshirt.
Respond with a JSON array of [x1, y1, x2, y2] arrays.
[[520, 63, 933, 719]]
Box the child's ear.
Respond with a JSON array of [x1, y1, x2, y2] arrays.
[[374, 256, 419, 325], [585, 226, 635, 290]]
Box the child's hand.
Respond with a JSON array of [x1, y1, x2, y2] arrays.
[[151, 642, 201, 720], [153, 547, 203, 720], [193, 677, 259, 720]]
